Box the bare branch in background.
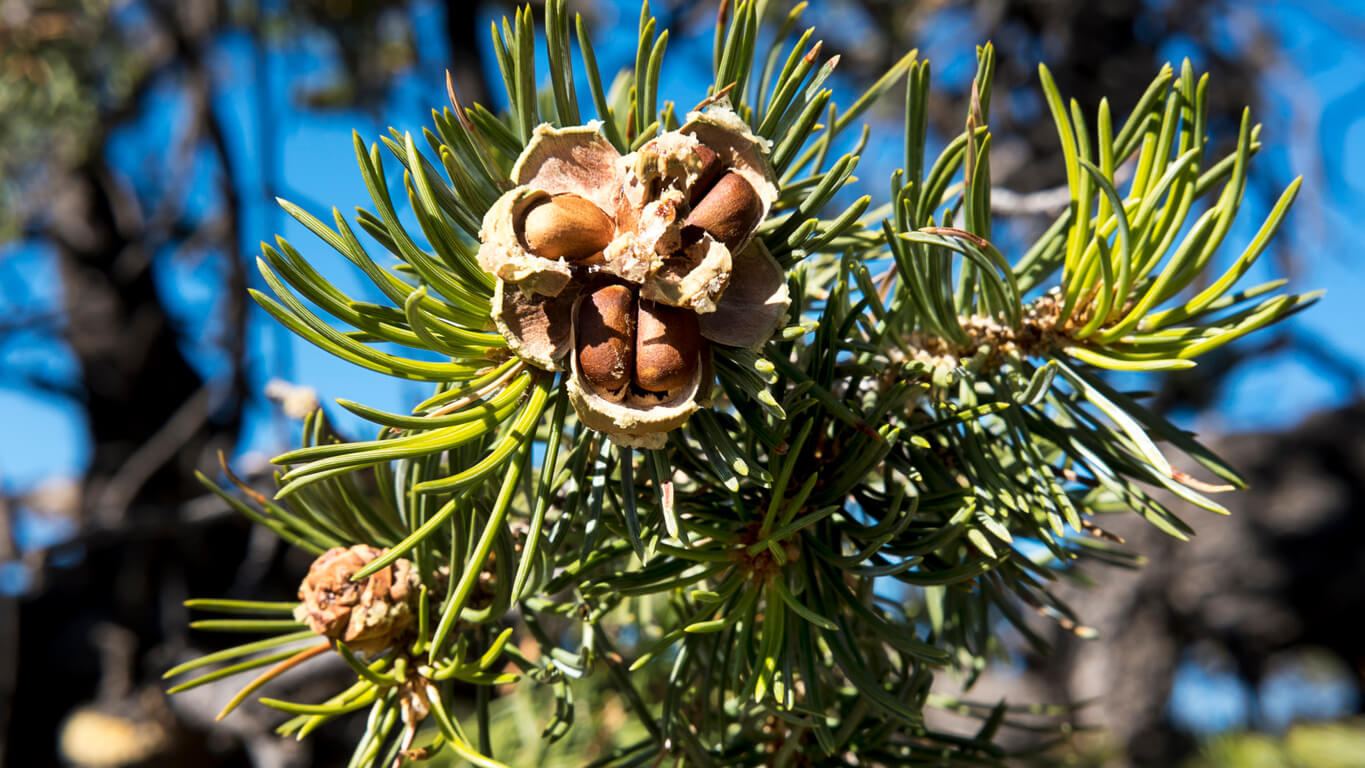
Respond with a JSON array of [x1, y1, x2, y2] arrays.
[[88, 387, 212, 527]]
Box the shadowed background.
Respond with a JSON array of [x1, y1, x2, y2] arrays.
[[2, 0, 1363, 765]]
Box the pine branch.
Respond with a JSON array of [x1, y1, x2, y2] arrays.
[[165, 4, 1314, 766]]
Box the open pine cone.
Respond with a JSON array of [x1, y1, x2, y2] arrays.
[[294, 545, 419, 655], [477, 103, 790, 447]]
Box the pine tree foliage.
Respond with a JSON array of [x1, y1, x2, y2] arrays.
[[166, 1, 1315, 765]]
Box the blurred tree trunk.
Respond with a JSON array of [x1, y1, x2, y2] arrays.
[[3, 1, 491, 763], [54, 159, 236, 525]]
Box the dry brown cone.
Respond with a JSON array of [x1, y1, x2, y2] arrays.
[[294, 544, 419, 655], [477, 101, 791, 448]]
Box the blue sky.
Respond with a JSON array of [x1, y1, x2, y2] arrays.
[[2, 0, 1363, 490]]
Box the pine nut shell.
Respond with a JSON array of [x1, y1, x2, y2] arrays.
[[679, 105, 779, 245], [635, 300, 701, 392], [478, 188, 576, 297], [634, 104, 779, 313], [520, 193, 614, 261], [683, 171, 763, 251], [478, 123, 627, 297], [569, 294, 712, 449], [576, 285, 636, 397]]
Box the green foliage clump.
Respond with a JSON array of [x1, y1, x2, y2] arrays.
[[1185, 720, 1365, 768]]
